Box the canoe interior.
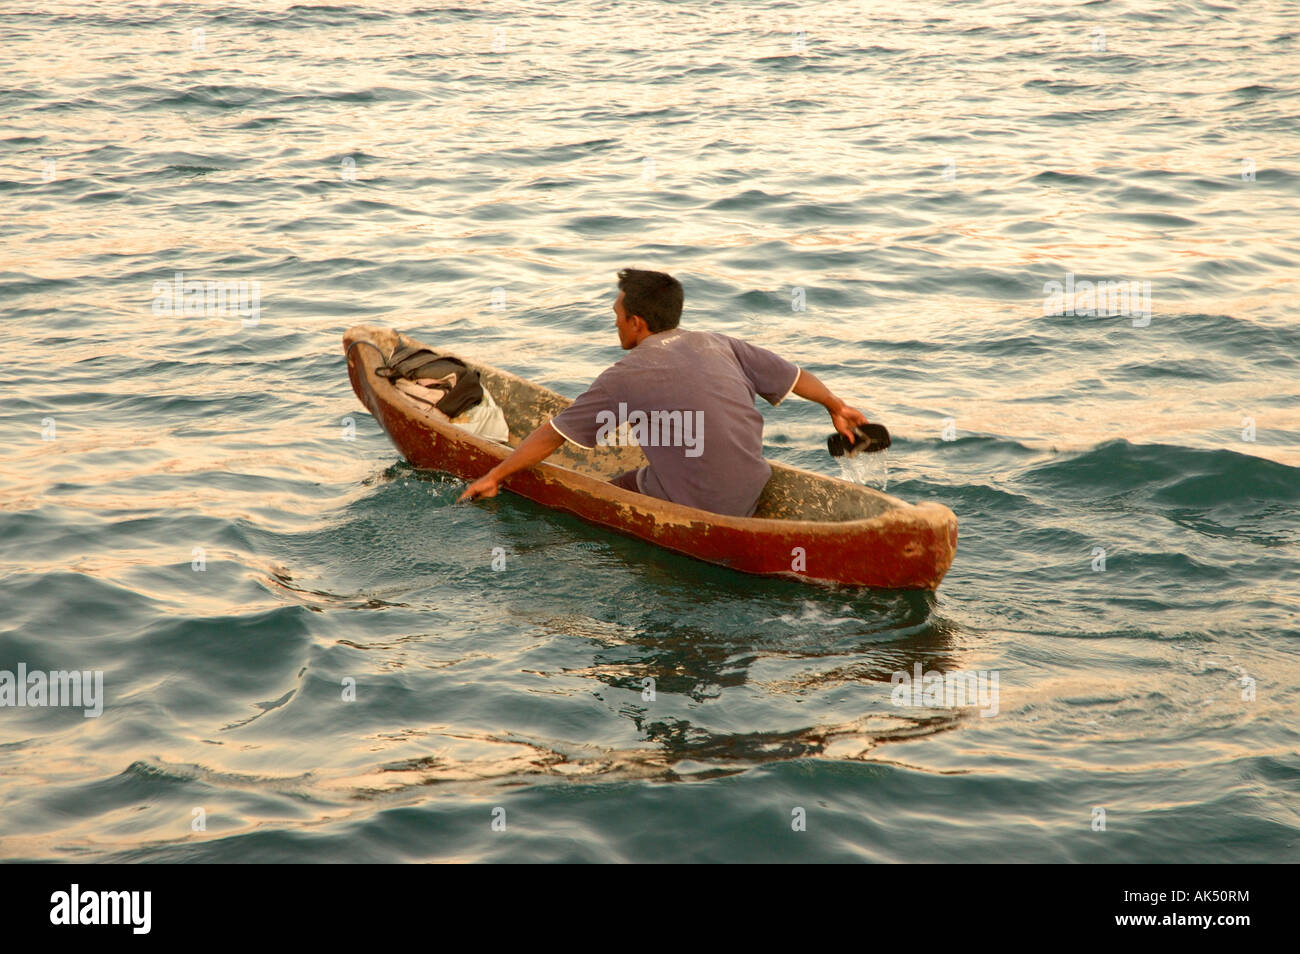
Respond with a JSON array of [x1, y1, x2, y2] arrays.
[[347, 325, 909, 524]]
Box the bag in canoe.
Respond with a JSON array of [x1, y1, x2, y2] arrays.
[[376, 344, 484, 418]]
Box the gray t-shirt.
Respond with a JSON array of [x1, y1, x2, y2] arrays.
[[549, 328, 800, 517]]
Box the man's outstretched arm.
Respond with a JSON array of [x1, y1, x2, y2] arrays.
[[791, 369, 871, 444], [457, 422, 566, 502]]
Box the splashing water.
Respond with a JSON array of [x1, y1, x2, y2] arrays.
[[836, 449, 888, 491]]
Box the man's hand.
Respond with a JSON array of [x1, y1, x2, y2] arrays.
[[456, 422, 567, 504], [457, 473, 500, 503], [830, 402, 870, 444], [792, 369, 869, 443]]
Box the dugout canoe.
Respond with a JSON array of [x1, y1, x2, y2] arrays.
[[343, 324, 958, 590]]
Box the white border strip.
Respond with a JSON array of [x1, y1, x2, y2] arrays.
[[548, 418, 595, 449]]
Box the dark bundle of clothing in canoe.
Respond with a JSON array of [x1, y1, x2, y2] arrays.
[[376, 344, 484, 418]]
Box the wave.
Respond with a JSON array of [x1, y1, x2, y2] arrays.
[[1022, 439, 1300, 509]]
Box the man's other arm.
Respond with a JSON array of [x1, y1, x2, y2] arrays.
[[457, 422, 566, 502], [791, 369, 871, 445]]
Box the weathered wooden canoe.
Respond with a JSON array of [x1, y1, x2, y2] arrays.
[[344, 324, 958, 590]]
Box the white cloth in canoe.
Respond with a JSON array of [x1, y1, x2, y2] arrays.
[[393, 378, 510, 443]]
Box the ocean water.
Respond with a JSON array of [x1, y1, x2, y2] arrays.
[[1, 0, 1298, 862]]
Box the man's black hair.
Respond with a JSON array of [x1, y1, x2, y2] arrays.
[[617, 268, 683, 333]]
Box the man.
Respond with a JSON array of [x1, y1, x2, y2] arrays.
[[458, 268, 869, 516]]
